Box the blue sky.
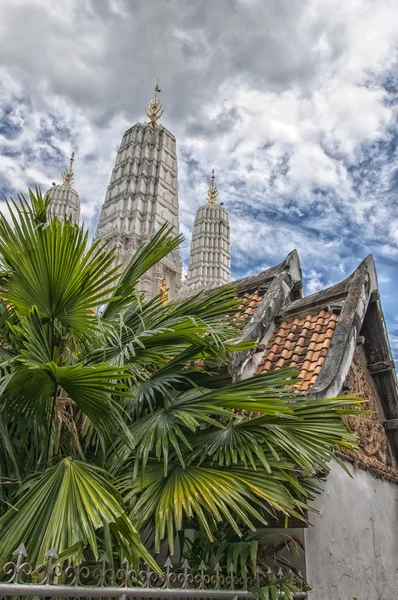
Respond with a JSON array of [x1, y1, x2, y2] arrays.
[[1, 0, 398, 358]]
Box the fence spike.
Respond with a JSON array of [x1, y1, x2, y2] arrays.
[[182, 558, 190, 570], [277, 567, 283, 578], [228, 563, 235, 591], [164, 557, 173, 569], [198, 560, 207, 590], [199, 560, 207, 571], [214, 562, 222, 590], [12, 544, 27, 558], [44, 547, 59, 559], [99, 552, 110, 563], [122, 556, 129, 565]]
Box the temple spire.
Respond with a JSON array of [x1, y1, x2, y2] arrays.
[[46, 151, 80, 225], [183, 172, 230, 296], [95, 85, 182, 299], [207, 169, 218, 204], [145, 81, 164, 126], [62, 151, 75, 187]]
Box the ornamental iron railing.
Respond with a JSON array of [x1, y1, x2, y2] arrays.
[[0, 544, 308, 599]]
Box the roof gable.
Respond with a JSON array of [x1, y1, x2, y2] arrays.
[[231, 252, 398, 470]]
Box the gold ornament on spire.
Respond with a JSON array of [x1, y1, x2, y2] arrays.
[[160, 275, 169, 303], [62, 151, 75, 187], [145, 81, 164, 126], [207, 169, 218, 204]]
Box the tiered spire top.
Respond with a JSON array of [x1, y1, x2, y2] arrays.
[[62, 152, 75, 187], [145, 81, 164, 126], [207, 169, 218, 204]]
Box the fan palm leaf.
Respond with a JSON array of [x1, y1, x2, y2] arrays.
[[0, 189, 363, 572], [0, 457, 160, 571], [124, 461, 309, 554]]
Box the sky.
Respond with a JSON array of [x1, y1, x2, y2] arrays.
[[1, 0, 398, 357]]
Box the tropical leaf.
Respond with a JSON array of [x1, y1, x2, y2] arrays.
[[124, 461, 310, 554], [0, 189, 363, 577], [0, 457, 160, 571], [0, 192, 120, 333], [102, 224, 183, 319], [189, 394, 362, 475]]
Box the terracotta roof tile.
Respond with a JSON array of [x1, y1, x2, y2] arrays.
[[235, 290, 264, 321], [255, 310, 340, 390]]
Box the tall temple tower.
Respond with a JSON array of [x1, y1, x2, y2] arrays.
[[46, 152, 80, 225], [95, 83, 182, 299], [183, 170, 231, 295]]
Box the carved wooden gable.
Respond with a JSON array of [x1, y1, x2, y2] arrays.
[[343, 345, 396, 471]]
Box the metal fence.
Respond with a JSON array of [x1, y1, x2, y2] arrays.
[[0, 545, 308, 599]]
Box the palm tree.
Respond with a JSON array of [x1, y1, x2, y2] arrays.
[[0, 190, 361, 570]]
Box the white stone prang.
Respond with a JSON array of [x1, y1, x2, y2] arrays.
[[46, 184, 80, 226], [95, 122, 182, 299], [183, 201, 231, 295]]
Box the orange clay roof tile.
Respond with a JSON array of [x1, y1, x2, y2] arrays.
[[235, 290, 264, 321], [255, 310, 340, 390]]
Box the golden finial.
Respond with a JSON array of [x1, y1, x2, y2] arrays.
[[160, 275, 169, 303], [62, 151, 75, 186], [145, 80, 164, 126], [207, 169, 218, 204]]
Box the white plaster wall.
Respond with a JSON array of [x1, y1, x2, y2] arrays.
[[305, 460, 398, 599]]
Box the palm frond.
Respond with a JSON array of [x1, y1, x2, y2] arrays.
[[0, 193, 120, 334], [124, 460, 310, 554], [102, 224, 183, 319], [0, 457, 160, 571]]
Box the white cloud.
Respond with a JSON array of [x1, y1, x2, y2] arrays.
[[306, 269, 325, 295], [0, 0, 398, 287]]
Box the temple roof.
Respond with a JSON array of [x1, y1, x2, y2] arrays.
[[231, 252, 398, 472]]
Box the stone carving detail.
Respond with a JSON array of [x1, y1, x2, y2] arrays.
[[343, 345, 388, 466]]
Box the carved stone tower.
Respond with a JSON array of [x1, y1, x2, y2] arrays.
[[46, 152, 80, 225], [183, 170, 231, 295], [95, 84, 182, 299]]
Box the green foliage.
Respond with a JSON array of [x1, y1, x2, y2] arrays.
[[251, 574, 299, 600], [0, 458, 157, 569], [0, 189, 362, 581]]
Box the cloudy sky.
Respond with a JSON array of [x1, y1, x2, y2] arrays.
[[1, 0, 398, 357]]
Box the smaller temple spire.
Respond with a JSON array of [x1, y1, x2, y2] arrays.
[[182, 170, 230, 296], [46, 150, 80, 225], [62, 152, 75, 187], [145, 81, 164, 126], [207, 169, 218, 204]]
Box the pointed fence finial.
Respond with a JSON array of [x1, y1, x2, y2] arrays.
[[62, 151, 75, 187], [207, 169, 218, 204], [44, 547, 59, 559], [145, 81, 164, 126], [99, 551, 109, 564], [163, 557, 173, 569], [12, 544, 27, 558], [181, 558, 190, 589]]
